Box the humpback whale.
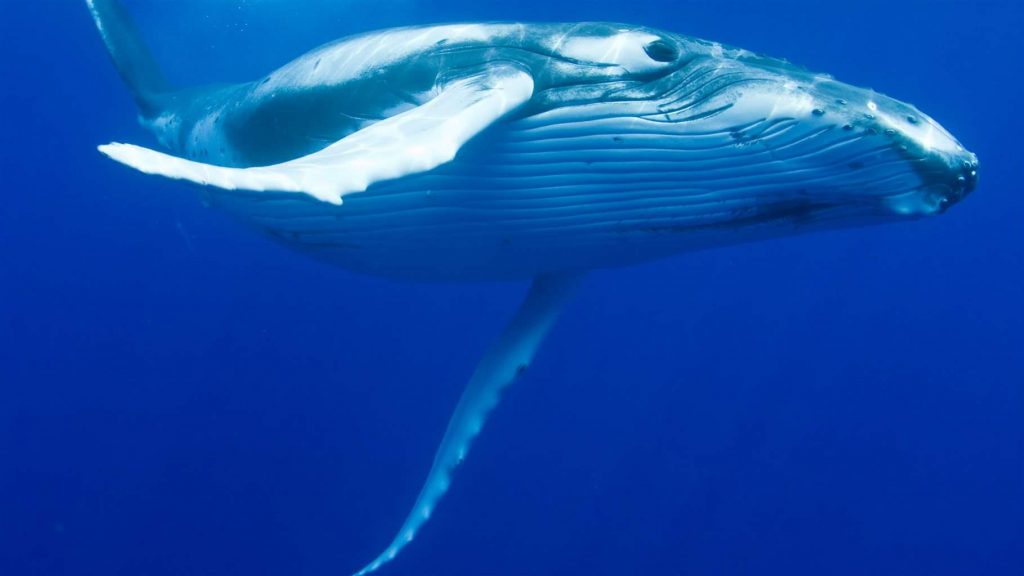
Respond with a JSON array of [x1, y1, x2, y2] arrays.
[[87, 1, 978, 573]]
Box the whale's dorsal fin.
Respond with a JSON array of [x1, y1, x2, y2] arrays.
[[98, 66, 534, 205], [354, 273, 583, 576]]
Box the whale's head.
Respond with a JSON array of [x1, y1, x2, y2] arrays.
[[533, 26, 978, 234], [684, 39, 981, 219]]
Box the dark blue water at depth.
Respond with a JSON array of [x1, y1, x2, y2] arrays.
[[1, 1, 1021, 575]]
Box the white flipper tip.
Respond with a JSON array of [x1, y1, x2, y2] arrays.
[[98, 142, 166, 176], [98, 142, 220, 185], [96, 142, 345, 206]]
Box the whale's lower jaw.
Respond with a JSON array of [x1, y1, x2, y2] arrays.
[[208, 86, 950, 281]]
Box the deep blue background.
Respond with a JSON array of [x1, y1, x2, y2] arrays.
[[2, 1, 1022, 575]]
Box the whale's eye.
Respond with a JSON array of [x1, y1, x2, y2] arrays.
[[643, 39, 679, 62]]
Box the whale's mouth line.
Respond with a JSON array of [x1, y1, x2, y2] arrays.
[[629, 191, 908, 237]]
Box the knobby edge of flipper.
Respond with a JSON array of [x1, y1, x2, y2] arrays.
[[353, 273, 585, 575], [97, 65, 535, 205], [85, 0, 170, 117]]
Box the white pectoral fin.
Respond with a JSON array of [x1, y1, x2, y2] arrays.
[[99, 65, 535, 205], [353, 273, 584, 576]]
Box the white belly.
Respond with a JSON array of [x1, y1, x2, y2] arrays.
[[209, 101, 917, 281]]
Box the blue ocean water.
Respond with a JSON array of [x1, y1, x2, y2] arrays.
[[1, 1, 1022, 575]]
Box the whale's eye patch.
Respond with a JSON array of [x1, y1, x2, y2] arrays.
[[643, 39, 679, 62]]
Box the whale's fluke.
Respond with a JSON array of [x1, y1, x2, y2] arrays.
[[354, 273, 583, 575], [98, 66, 534, 205], [86, 0, 169, 116]]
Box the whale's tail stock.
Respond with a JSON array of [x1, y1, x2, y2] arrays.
[[85, 0, 169, 117], [354, 274, 583, 575]]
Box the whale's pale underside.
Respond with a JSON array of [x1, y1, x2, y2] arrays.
[[87, 0, 978, 573]]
